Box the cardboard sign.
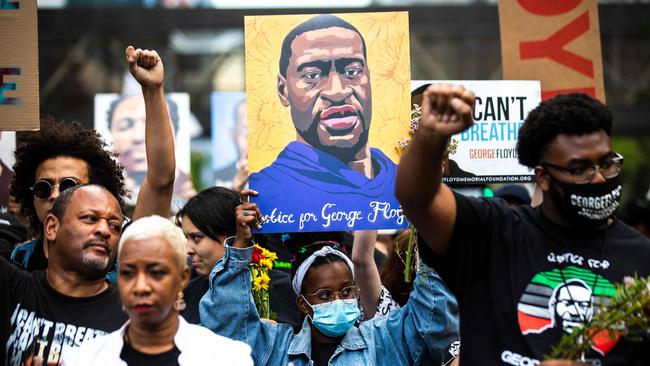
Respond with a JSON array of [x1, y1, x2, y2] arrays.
[[0, 131, 16, 210], [94, 93, 194, 208], [412, 80, 540, 184], [0, 0, 40, 131], [499, 0, 605, 102], [245, 11, 410, 233], [211, 91, 247, 188]]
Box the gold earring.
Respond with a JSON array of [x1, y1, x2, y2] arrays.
[[174, 291, 186, 312]]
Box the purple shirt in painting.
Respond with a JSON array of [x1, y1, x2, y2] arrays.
[[249, 141, 407, 232]]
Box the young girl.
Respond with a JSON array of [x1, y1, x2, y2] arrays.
[[199, 191, 459, 366]]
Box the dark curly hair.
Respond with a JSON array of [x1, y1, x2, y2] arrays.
[[10, 117, 127, 236], [517, 93, 613, 168]]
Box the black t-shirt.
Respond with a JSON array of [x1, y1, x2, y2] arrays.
[[420, 193, 650, 366], [19, 239, 48, 271], [181, 276, 208, 324], [0, 257, 127, 365], [120, 341, 180, 366]]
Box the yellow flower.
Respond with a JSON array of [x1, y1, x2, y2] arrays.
[[263, 249, 278, 263], [259, 258, 273, 270], [253, 272, 270, 292]]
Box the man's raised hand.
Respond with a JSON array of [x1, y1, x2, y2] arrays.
[[125, 45, 163, 90], [420, 83, 475, 137]]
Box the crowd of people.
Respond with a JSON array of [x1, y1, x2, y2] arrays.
[[1, 20, 650, 366]]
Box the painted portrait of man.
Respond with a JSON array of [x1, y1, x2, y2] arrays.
[[211, 92, 248, 188], [246, 12, 410, 232], [95, 93, 196, 207]]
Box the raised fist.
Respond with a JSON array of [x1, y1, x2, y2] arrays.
[[419, 83, 476, 137], [125, 45, 164, 90]]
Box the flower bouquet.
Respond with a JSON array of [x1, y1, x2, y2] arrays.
[[547, 275, 650, 361], [250, 244, 278, 319]]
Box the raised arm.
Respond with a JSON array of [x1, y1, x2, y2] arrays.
[[125, 46, 176, 220], [199, 190, 293, 365], [395, 84, 475, 255], [351, 230, 382, 319], [377, 261, 459, 365]]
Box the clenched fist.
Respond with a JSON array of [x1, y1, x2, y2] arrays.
[[419, 83, 475, 137], [125, 45, 164, 90]]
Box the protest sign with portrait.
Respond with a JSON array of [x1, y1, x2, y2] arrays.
[[246, 11, 411, 233], [211, 91, 247, 188], [94, 92, 194, 209]]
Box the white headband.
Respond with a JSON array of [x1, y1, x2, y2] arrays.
[[291, 246, 355, 295]]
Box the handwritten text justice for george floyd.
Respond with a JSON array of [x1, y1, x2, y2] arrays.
[[262, 201, 404, 230]]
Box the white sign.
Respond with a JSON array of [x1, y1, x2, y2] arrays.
[[412, 80, 541, 184], [94, 93, 193, 207]]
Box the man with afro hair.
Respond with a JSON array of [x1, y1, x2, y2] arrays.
[[10, 45, 176, 271], [396, 84, 650, 365]]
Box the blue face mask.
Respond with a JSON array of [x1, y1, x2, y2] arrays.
[[304, 298, 361, 337]]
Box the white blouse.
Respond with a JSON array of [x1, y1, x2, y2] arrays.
[[61, 315, 253, 366]]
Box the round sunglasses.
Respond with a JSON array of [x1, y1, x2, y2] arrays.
[[30, 177, 80, 200]]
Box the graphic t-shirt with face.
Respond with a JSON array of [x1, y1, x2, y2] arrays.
[[0, 257, 127, 365], [421, 192, 650, 366]]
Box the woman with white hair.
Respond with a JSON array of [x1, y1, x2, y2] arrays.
[[63, 215, 252, 366]]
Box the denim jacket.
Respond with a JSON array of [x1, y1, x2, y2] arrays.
[[200, 239, 459, 366]]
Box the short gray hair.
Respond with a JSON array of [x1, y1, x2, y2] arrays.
[[118, 215, 187, 269]]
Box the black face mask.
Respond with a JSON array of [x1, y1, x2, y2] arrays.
[[547, 175, 622, 228]]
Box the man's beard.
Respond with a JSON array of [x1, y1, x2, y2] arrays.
[[298, 113, 370, 164], [81, 255, 110, 272], [80, 239, 112, 273]]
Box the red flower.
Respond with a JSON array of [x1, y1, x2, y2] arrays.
[[251, 246, 263, 264]]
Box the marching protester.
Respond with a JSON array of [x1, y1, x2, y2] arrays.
[[198, 190, 459, 366], [0, 185, 126, 365], [380, 230, 418, 307], [396, 84, 650, 365], [10, 45, 176, 272], [62, 215, 253, 365], [351, 230, 405, 320], [10, 118, 128, 269], [175, 186, 239, 324], [176, 186, 301, 325], [352, 229, 461, 365], [1, 46, 176, 364]]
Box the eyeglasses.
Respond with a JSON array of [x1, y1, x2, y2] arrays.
[[542, 152, 624, 184], [304, 285, 359, 303], [30, 178, 80, 200]]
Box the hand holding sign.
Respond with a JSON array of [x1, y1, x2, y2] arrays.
[[234, 189, 263, 248], [125, 46, 164, 90], [420, 83, 476, 138]]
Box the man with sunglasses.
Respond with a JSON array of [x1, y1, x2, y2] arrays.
[[396, 86, 650, 365], [10, 45, 176, 272]]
